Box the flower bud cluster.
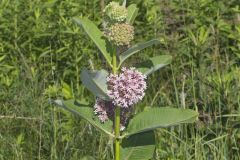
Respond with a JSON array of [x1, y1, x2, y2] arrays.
[[104, 2, 127, 23], [103, 2, 134, 47], [93, 2, 142, 130], [106, 23, 134, 46]]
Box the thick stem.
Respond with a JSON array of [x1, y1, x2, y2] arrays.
[[114, 107, 120, 160], [112, 48, 120, 160]]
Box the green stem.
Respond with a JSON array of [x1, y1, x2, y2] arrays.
[[112, 48, 120, 160], [115, 107, 120, 160]]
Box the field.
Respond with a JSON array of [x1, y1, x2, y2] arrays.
[[0, 0, 240, 159]]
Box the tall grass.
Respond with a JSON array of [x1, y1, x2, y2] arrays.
[[0, 0, 240, 159]]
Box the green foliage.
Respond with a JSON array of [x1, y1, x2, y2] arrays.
[[63, 2, 195, 158], [1, 0, 240, 159]]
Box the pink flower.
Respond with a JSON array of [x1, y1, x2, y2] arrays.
[[107, 67, 147, 108], [93, 98, 130, 131], [94, 99, 114, 123]]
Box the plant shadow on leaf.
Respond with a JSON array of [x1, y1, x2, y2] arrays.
[[104, 37, 114, 57], [70, 99, 89, 107], [136, 59, 154, 69], [122, 131, 155, 147], [120, 131, 155, 160]]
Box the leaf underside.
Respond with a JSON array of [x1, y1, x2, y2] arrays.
[[136, 55, 172, 76], [80, 68, 110, 100], [126, 107, 198, 137]]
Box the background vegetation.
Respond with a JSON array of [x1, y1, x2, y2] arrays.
[[0, 0, 240, 159]]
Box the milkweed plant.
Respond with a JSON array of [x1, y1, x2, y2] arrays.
[[53, 1, 199, 160]]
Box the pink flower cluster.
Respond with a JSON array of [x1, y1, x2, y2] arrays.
[[94, 67, 146, 130], [107, 67, 147, 108], [94, 98, 130, 130], [94, 98, 114, 122]]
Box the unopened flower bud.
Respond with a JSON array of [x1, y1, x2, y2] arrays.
[[105, 23, 134, 46], [104, 2, 127, 22]]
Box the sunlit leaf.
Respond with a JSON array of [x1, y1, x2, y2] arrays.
[[126, 4, 139, 24], [125, 107, 198, 137], [73, 17, 112, 67]]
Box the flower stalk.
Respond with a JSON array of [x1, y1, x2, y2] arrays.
[[112, 47, 120, 160], [114, 106, 120, 160]]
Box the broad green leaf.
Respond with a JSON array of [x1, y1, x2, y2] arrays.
[[135, 55, 172, 76], [53, 99, 114, 137], [125, 107, 198, 137], [126, 4, 139, 24], [120, 131, 155, 160], [73, 17, 112, 67], [80, 68, 110, 100], [119, 39, 160, 67]]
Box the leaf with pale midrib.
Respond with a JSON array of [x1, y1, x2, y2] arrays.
[[73, 17, 112, 67], [125, 107, 198, 137], [126, 4, 139, 24], [53, 99, 114, 137]]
